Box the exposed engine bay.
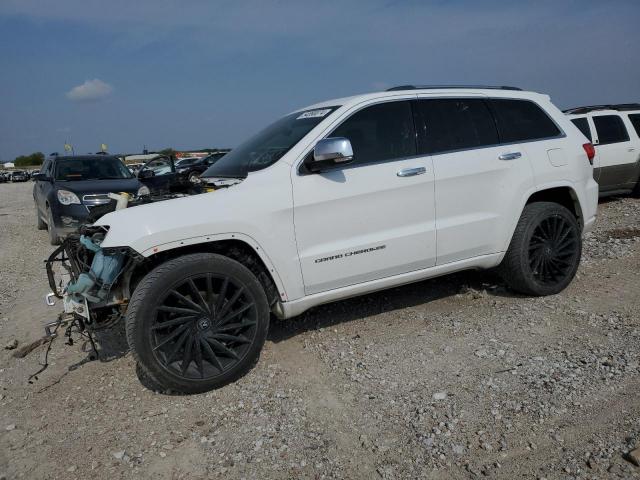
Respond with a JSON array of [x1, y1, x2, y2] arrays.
[[42, 180, 239, 339]]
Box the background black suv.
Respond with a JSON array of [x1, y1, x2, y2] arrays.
[[33, 155, 146, 244], [175, 152, 227, 183]]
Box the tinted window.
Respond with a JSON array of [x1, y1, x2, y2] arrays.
[[330, 101, 416, 164], [570, 117, 592, 141], [491, 99, 561, 143], [627, 113, 640, 138], [415, 98, 499, 154], [593, 115, 630, 145]]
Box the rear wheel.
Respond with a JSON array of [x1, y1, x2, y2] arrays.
[[499, 202, 581, 296], [35, 202, 46, 230], [126, 253, 270, 394], [46, 206, 61, 245]]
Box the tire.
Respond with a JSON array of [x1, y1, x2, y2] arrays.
[[499, 202, 581, 296], [46, 206, 61, 245], [35, 202, 46, 230], [126, 253, 270, 394]]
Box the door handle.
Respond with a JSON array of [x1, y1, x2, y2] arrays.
[[628, 148, 636, 152], [498, 152, 522, 161], [397, 167, 426, 177]]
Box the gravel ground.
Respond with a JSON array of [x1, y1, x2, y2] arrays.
[[1, 181, 639, 479]]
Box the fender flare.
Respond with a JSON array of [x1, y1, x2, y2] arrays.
[[503, 180, 581, 252], [139, 232, 289, 302]]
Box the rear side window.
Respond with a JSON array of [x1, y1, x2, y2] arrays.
[[593, 115, 630, 145], [628, 113, 640, 137], [490, 99, 561, 143], [330, 101, 416, 164], [415, 98, 499, 154], [571, 117, 592, 142]]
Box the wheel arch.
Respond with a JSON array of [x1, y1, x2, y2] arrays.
[[130, 236, 286, 308], [525, 185, 583, 226], [502, 182, 584, 254]]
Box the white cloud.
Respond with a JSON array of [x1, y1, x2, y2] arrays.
[[66, 78, 113, 102]]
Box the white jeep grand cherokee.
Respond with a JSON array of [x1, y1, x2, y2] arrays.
[[49, 85, 599, 393]]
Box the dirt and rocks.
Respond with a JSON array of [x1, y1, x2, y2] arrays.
[[0, 181, 639, 479]]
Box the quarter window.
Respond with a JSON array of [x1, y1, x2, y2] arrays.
[[490, 99, 561, 143], [41, 159, 52, 176], [627, 113, 640, 138], [330, 101, 416, 164], [570, 117, 592, 142], [593, 115, 630, 145], [415, 98, 499, 154]]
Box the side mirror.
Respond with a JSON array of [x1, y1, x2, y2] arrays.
[[138, 169, 154, 178], [32, 173, 50, 182], [306, 137, 354, 173]]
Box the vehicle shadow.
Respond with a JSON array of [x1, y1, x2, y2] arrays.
[[267, 268, 522, 343], [598, 195, 627, 205], [91, 321, 129, 362]]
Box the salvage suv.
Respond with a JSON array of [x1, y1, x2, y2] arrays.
[[45, 85, 598, 393]]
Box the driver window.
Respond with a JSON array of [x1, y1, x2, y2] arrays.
[[329, 101, 416, 165]]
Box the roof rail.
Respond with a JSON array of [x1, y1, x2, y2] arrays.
[[385, 84, 522, 92], [563, 103, 640, 114]]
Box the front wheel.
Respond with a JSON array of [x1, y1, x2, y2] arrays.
[[499, 202, 582, 296], [35, 202, 46, 230], [126, 253, 270, 394]]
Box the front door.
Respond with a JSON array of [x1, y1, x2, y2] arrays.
[[292, 100, 436, 295]]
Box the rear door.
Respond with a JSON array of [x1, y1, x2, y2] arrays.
[[293, 99, 437, 295], [591, 114, 638, 192], [415, 96, 537, 264]]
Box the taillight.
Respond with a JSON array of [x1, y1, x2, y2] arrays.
[[583, 143, 595, 165]]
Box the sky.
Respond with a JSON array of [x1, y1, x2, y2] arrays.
[[0, 0, 639, 161]]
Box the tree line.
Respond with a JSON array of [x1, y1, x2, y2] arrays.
[[13, 152, 45, 167]]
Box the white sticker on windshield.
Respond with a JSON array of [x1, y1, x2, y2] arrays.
[[297, 109, 331, 120]]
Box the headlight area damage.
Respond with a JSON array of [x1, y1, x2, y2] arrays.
[[44, 225, 144, 341]]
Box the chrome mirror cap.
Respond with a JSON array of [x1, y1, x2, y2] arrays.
[[313, 137, 354, 163]]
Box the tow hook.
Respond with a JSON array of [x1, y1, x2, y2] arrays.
[[45, 292, 57, 306]]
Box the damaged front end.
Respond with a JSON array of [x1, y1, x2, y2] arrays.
[[44, 225, 144, 337]]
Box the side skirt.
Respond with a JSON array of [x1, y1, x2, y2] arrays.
[[274, 252, 504, 319]]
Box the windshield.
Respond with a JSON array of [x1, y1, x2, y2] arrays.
[[201, 107, 338, 178], [54, 157, 133, 181]]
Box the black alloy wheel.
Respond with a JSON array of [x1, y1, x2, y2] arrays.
[[126, 253, 270, 393], [151, 274, 258, 380], [527, 215, 579, 287], [499, 202, 582, 296]]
